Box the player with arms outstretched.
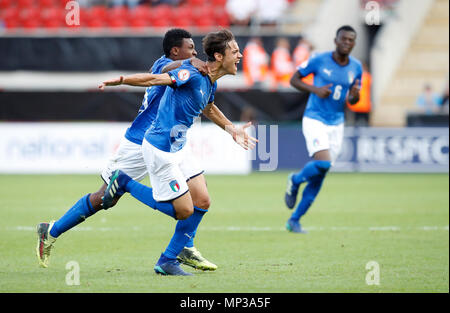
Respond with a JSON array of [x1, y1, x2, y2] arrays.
[[284, 25, 362, 233], [100, 29, 257, 275], [36, 29, 216, 271]]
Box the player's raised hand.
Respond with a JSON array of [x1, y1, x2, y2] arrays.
[[231, 122, 258, 150], [99, 76, 124, 90], [349, 79, 361, 97], [191, 58, 210, 76], [315, 84, 333, 98]]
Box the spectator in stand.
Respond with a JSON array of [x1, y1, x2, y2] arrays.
[[416, 83, 442, 115], [271, 37, 295, 89], [242, 37, 270, 88], [293, 37, 314, 85], [226, 0, 257, 26], [255, 0, 288, 27]]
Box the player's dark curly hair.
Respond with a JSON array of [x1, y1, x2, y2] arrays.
[[202, 29, 235, 62], [163, 28, 193, 57], [336, 25, 357, 37]]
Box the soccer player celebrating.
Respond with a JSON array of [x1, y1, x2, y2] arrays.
[[36, 29, 216, 270], [100, 29, 257, 275], [284, 25, 362, 233]]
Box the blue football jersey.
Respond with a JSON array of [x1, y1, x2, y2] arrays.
[[124, 56, 173, 145], [145, 63, 217, 153], [298, 51, 363, 125]]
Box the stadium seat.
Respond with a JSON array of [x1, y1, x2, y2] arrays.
[[192, 5, 214, 21], [151, 17, 171, 28], [0, 0, 13, 10], [211, 0, 227, 6], [195, 17, 214, 31], [22, 18, 41, 29], [19, 7, 40, 24], [128, 5, 152, 21], [187, 0, 206, 6], [88, 6, 107, 21], [171, 5, 193, 25], [150, 5, 171, 27], [86, 18, 105, 29], [57, 0, 71, 8], [214, 9, 230, 27], [107, 18, 127, 29], [172, 17, 192, 29], [129, 18, 149, 28], [106, 6, 129, 28], [17, 0, 35, 8], [108, 6, 129, 21], [39, 0, 56, 8]]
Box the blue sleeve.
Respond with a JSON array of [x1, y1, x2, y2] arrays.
[[297, 53, 320, 77], [208, 82, 218, 104], [168, 64, 197, 88], [150, 57, 171, 74]]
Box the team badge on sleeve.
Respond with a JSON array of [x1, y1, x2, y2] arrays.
[[178, 70, 190, 81], [169, 180, 180, 192]]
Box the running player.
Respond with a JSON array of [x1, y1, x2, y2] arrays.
[[284, 25, 362, 233], [100, 29, 257, 275], [36, 29, 216, 270]]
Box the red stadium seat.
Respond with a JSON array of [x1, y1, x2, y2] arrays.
[[151, 5, 171, 20], [151, 16, 171, 28], [172, 17, 192, 28], [107, 18, 127, 28], [17, 0, 35, 8], [19, 7, 40, 24], [187, 0, 206, 7], [86, 18, 105, 29], [0, 0, 13, 10], [2, 7, 20, 28], [129, 18, 149, 28], [192, 5, 214, 21], [195, 17, 214, 31], [128, 5, 152, 21], [42, 18, 62, 29], [171, 5, 193, 25], [214, 9, 230, 27], [108, 6, 128, 20], [39, 0, 56, 8], [58, 0, 71, 8], [211, 0, 227, 7], [40, 7, 62, 22], [88, 6, 107, 21], [22, 17, 41, 29], [0, 6, 19, 20]]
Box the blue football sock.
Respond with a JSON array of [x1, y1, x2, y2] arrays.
[[49, 194, 96, 238], [291, 160, 331, 186], [126, 179, 176, 219], [163, 207, 207, 259], [290, 175, 325, 221]]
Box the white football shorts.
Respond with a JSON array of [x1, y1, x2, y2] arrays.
[[302, 116, 344, 163], [101, 136, 148, 184], [142, 138, 203, 202]]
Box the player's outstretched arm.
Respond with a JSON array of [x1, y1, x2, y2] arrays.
[[202, 103, 258, 150], [99, 73, 173, 89]]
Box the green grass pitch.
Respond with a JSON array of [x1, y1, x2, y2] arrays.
[[0, 172, 448, 293]]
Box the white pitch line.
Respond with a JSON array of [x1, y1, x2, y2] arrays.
[[4, 225, 449, 232]]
